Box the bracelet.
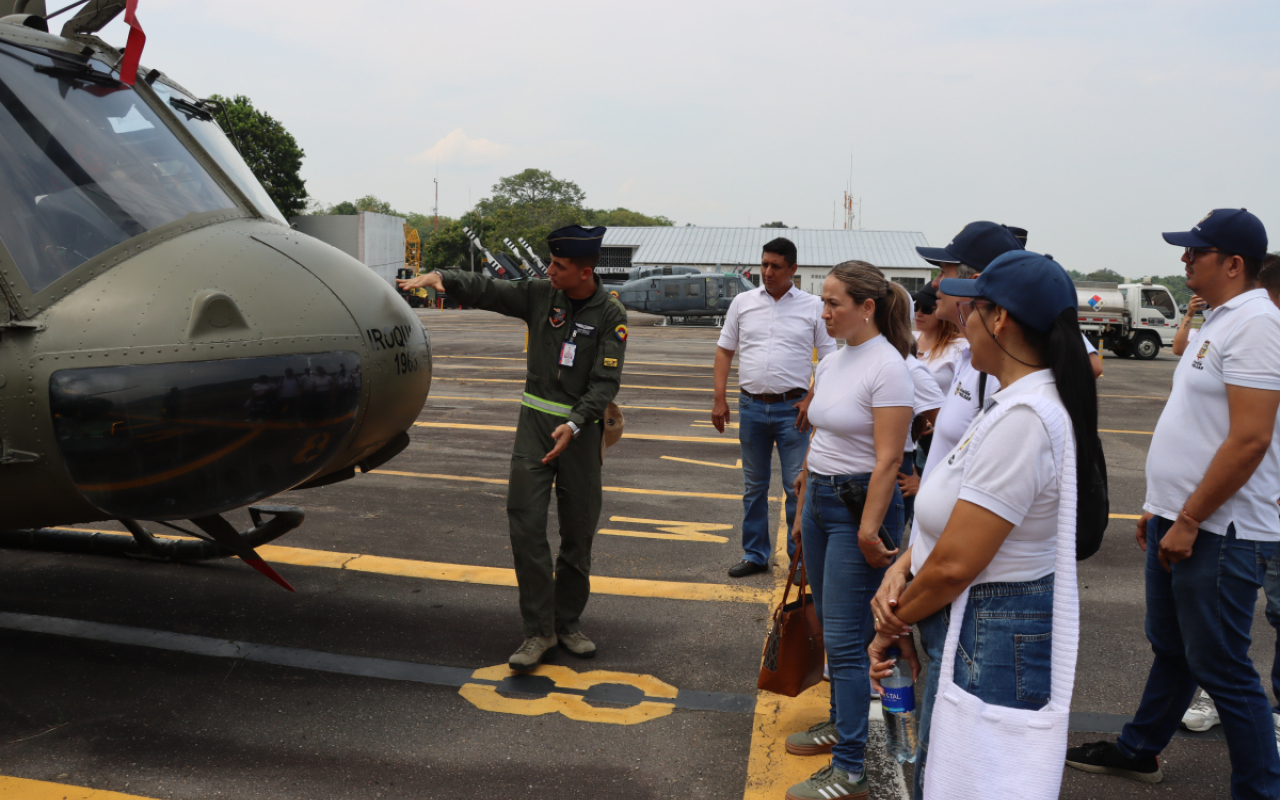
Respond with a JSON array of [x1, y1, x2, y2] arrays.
[[1180, 508, 1202, 527]]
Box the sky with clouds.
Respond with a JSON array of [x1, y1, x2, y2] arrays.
[[99, 0, 1279, 278]]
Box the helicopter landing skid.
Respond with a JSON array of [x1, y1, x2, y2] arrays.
[[0, 506, 304, 589], [656, 315, 724, 328]]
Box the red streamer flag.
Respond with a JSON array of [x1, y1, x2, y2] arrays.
[[118, 0, 145, 86]]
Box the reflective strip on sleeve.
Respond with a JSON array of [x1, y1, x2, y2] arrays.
[[521, 392, 573, 417]]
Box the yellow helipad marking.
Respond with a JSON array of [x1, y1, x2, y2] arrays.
[[433, 377, 718, 393], [661, 455, 742, 469], [430, 395, 708, 413], [459, 664, 679, 725], [598, 516, 733, 543], [0, 775, 159, 799], [436, 355, 736, 370], [368, 468, 766, 500], [412, 421, 736, 445], [45, 527, 771, 604]]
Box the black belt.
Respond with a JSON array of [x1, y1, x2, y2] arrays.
[[740, 388, 807, 403]]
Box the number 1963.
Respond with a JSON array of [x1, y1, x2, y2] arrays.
[[395, 352, 419, 375]]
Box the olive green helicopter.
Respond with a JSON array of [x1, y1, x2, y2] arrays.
[[0, 0, 433, 590]]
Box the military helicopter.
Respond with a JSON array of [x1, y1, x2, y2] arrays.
[[0, 1, 433, 589], [613, 269, 755, 327]]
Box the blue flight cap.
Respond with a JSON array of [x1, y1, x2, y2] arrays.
[[547, 225, 607, 258], [939, 250, 1076, 333], [1162, 209, 1268, 262], [916, 221, 1025, 270], [1003, 225, 1028, 246]]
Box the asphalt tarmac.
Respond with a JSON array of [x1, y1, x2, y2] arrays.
[[0, 309, 1273, 799]]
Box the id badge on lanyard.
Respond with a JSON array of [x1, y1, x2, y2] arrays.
[[559, 341, 577, 367]]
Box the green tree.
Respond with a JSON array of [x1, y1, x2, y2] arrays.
[[474, 169, 590, 260], [421, 218, 474, 273], [760, 221, 790, 228], [587, 207, 675, 227], [208, 94, 308, 218]]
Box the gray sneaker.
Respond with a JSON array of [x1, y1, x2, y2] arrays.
[[557, 630, 596, 658], [508, 635, 557, 671], [785, 764, 867, 800], [785, 720, 838, 756]]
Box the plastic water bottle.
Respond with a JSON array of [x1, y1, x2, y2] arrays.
[[881, 646, 919, 764]]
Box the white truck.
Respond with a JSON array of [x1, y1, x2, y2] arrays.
[[1076, 278, 1182, 360]]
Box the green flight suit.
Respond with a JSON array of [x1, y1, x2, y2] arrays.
[[439, 269, 628, 637]]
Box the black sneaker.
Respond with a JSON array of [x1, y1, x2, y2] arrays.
[[1065, 740, 1163, 784], [728, 559, 768, 578]]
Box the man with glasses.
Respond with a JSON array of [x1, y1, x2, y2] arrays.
[[1067, 209, 1280, 799]]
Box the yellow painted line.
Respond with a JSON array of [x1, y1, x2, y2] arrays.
[[1099, 429, 1154, 435], [745, 500, 833, 798], [430, 395, 709, 414], [437, 354, 735, 370], [45, 527, 771, 604], [433, 377, 718, 393], [1098, 393, 1168, 400], [367, 468, 771, 501], [460, 664, 678, 724], [434, 362, 721, 380], [661, 455, 742, 469], [1110, 514, 1143, 519], [412, 421, 737, 445], [0, 775, 160, 799], [597, 516, 733, 543]]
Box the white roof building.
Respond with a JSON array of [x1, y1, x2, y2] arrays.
[[599, 227, 935, 294]]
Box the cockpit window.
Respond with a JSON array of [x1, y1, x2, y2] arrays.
[[0, 41, 236, 294], [151, 81, 287, 224]]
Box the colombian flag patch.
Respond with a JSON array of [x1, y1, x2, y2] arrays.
[[615, 324, 628, 342]]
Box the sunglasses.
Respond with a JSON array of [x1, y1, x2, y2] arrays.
[[955, 298, 992, 328], [1185, 246, 1223, 261]]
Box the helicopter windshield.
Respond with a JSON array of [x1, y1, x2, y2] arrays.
[[0, 42, 236, 295], [151, 81, 287, 224]]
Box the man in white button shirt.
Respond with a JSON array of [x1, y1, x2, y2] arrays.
[[1067, 209, 1280, 797], [713, 238, 837, 577]]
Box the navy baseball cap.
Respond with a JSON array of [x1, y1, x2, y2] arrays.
[[916, 221, 1025, 269], [939, 250, 1076, 333], [547, 225, 607, 258], [1003, 225, 1028, 246], [1162, 209, 1267, 261]]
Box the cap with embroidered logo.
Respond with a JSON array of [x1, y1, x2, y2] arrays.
[[916, 221, 1024, 270], [547, 225, 607, 258], [938, 250, 1076, 333], [1162, 209, 1267, 261]]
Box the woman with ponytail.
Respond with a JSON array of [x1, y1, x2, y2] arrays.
[[868, 251, 1096, 798], [781, 261, 915, 800]]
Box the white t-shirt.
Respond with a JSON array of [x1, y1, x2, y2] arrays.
[[717, 285, 838, 394], [921, 353, 1001, 484], [911, 370, 1069, 584], [1144, 289, 1280, 541], [917, 338, 967, 395], [806, 335, 915, 475], [1082, 334, 1098, 356], [906, 355, 945, 452]]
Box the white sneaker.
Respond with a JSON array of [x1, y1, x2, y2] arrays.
[[1181, 689, 1220, 732]]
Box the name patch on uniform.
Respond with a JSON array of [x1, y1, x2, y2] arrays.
[[614, 324, 628, 342], [549, 308, 567, 328], [574, 322, 597, 337], [603, 357, 618, 368]]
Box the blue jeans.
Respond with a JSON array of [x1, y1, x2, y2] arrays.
[[899, 453, 916, 532], [802, 472, 904, 775], [738, 393, 807, 565], [912, 575, 1055, 800], [1118, 517, 1280, 800], [1265, 548, 1280, 713]]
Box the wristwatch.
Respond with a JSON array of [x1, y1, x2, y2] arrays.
[[566, 421, 581, 439]]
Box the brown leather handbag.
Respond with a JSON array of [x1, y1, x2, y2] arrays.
[[757, 545, 824, 697]]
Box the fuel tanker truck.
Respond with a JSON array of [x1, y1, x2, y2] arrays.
[[1076, 278, 1183, 360]]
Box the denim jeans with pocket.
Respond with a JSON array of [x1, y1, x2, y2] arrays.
[[1264, 547, 1280, 713], [738, 393, 807, 566], [801, 472, 904, 776], [1117, 517, 1280, 800], [912, 574, 1055, 800]]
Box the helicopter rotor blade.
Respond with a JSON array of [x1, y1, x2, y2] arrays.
[[190, 514, 296, 592]]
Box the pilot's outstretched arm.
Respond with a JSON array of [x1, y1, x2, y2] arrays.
[[436, 269, 537, 322]]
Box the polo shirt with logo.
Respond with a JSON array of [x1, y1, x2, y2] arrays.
[[1144, 289, 1280, 541]]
